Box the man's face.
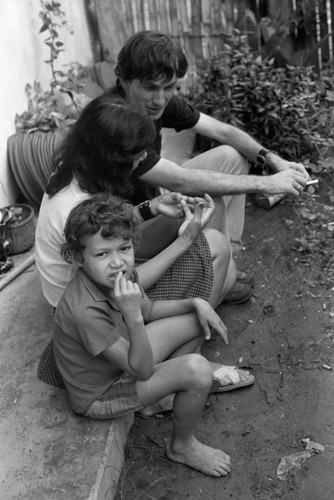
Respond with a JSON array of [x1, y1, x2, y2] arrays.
[[120, 75, 178, 120], [79, 231, 135, 296]]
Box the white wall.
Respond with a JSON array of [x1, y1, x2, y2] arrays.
[[0, 0, 95, 207]]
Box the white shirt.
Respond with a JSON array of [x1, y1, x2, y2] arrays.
[[35, 178, 90, 307]]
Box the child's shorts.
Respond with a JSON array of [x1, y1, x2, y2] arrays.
[[82, 372, 144, 419]]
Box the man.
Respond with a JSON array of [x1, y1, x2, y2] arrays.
[[104, 30, 309, 304]]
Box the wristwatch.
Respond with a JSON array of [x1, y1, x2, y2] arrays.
[[256, 148, 271, 167], [138, 200, 154, 220]]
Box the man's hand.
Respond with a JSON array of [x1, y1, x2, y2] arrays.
[[270, 156, 310, 179], [262, 169, 309, 196], [113, 272, 143, 318], [193, 298, 228, 343]]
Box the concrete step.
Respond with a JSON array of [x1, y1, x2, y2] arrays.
[[0, 252, 132, 500]]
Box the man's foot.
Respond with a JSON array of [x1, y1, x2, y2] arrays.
[[236, 270, 254, 285], [222, 281, 252, 305], [166, 435, 231, 477]]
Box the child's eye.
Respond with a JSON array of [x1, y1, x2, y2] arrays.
[[121, 245, 131, 252], [96, 251, 107, 257]]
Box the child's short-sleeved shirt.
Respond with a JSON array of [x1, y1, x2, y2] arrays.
[[53, 268, 141, 414]]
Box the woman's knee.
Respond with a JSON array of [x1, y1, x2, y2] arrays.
[[203, 228, 231, 261]]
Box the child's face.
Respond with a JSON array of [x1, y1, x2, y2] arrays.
[[79, 230, 135, 294]]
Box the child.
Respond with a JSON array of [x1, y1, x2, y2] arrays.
[[53, 193, 254, 477]]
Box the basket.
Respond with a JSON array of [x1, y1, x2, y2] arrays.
[[1, 204, 35, 255]]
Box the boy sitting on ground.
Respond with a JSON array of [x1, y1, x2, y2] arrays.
[[53, 192, 254, 477]]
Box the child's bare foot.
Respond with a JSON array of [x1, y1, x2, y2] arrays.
[[165, 436, 231, 477]]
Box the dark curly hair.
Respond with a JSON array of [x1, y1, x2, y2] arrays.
[[46, 95, 156, 198], [61, 192, 139, 264], [115, 30, 188, 84]]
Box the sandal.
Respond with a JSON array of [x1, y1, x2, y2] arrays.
[[236, 270, 255, 285], [211, 365, 255, 393]]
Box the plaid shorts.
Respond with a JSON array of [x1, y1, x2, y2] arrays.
[[82, 372, 144, 419]]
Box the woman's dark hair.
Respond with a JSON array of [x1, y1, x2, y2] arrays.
[[61, 192, 139, 264], [46, 95, 156, 198], [115, 30, 188, 83]]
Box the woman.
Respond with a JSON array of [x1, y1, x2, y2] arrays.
[[35, 95, 236, 309]]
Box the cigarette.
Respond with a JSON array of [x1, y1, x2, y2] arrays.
[[306, 179, 319, 186]]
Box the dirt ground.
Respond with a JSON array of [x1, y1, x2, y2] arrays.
[[115, 179, 334, 500]]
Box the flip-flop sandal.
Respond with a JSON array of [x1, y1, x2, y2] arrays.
[[236, 270, 255, 286], [211, 365, 255, 393]]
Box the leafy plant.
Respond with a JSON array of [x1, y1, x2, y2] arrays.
[[188, 30, 334, 172], [15, 70, 91, 133], [15, 1, 91, 133], [39, 0, 73, 88]]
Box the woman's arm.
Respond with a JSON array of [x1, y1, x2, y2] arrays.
[[136, 196, 214, 290]]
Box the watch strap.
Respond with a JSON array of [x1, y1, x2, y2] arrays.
[[256, 148, 270, 166], [138, 200, 154, 220]]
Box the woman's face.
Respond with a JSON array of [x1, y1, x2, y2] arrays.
[[131, 150, 147, 172]]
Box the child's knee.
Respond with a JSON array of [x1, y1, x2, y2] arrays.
[[203, 228, 231, 260], [182, 354, 212, 389]]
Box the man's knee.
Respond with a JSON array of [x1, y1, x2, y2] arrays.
[[186, 145, 248, 176], [211, 145, 249, 175]]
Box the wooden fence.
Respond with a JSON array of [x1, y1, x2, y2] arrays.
[[92, 0, 334, 73], [93, 0, 238, 75]]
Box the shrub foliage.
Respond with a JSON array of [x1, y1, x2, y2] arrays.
[[188, 31, 334, 171]]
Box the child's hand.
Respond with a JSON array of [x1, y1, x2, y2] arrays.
[[178, 194, 215, 239], [113, 271, 143, 317], [193, 298, 228, 344]]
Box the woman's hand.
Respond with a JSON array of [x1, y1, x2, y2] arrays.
[[193, 298, 228, 343], [150, 192, 185, 218], [178, 193, 215, 237]]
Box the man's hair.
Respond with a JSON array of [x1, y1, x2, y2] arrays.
[[61, 193, 139, 264], [46, 95, 156, 198], [115, 30, 188, 82]]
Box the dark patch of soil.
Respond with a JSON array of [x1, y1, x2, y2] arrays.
[[115, 187, 334, 500]]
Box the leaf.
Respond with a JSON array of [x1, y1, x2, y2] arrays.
[[39, 24, 49, 33]]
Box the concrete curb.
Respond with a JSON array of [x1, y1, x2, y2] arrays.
[[88, 414, 134, 500], [0, 264, 133, 499]]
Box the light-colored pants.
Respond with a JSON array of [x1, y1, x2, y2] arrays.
[[182, 144, 249, 253], [135, 140, 249, 259]]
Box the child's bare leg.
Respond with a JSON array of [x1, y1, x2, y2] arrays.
[[146, 312, 204, 363], [136, 354, 231, 477], [203, 228, 236, 308]]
